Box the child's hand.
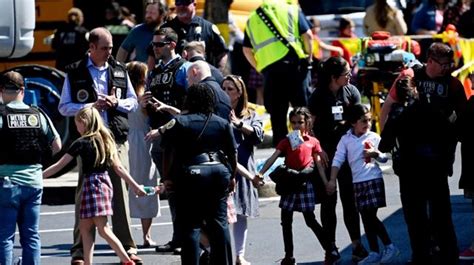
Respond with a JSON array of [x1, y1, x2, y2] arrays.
[[134, 185, 147, 197], [326, 179, 337, 195], [251, 174, 265, 188]]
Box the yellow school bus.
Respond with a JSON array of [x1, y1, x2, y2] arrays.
[[0, 0, 73, 72]]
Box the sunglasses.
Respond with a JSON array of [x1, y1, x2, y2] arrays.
[[431, 57, 454, 70], [152, 41, 171, 47]]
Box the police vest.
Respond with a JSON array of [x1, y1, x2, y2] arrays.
[[412, 66, 456, 119], [66, 56, 130, 143], [147, 57, 187, 128], [0, 105, 47, 165], [245, 0, 306, 72]]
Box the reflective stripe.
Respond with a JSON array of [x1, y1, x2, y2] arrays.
[[287, 5, 295, 43]]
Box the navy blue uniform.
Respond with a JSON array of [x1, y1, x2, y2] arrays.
[[161, 113, 237, 265], [200, 77, 231, 120], [162, 16, 227, 68]]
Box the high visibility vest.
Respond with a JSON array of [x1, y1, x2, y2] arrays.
[[245, 0, 306, 72]]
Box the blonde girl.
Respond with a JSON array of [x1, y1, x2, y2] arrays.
[[44, 107, 145, 265]]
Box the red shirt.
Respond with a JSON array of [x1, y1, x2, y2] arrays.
[[276, 134, 322, 171]]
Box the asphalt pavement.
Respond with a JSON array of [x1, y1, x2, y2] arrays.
[[11, 146, 474, 264]]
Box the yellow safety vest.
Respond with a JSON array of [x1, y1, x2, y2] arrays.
[[245, 0, 306, 72]]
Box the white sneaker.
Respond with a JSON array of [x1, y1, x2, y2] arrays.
[[357, 252, 381, 265], [380, 244, 400, 263]]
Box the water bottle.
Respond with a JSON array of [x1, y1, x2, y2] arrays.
[[143, 186, 159, 196], [14, 256, 22, 265]]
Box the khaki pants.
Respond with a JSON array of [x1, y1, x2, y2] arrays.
[[70, 142, 137, 258]]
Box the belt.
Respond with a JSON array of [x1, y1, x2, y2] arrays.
[[188, 152, 222, 165]]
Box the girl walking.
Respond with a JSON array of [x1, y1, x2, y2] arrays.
[[257, 107, 339, 265], [329, 104, 399, 265], [43, 107, 146, 265]]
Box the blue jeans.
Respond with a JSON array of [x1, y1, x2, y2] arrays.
[[0, 179, 42, 265]]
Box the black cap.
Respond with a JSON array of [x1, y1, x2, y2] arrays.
[[175, 0, 194, 6]]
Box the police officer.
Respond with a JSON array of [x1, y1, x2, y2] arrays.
[[144, 26, 190, 255], [0, 71, 62, 265], [58, 27, 142, 265], [379, 43, 466, 264], [161, 0, 228, 70], [52, 7, 89, 71], [242, 0, 313, 146], [157, 83, 237, 265]]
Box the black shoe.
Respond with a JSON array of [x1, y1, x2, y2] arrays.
[[280, 256, 295, 265], [352, 243, 369, 262], [155, 241, 178, 253], [324, 247, 340, 265]]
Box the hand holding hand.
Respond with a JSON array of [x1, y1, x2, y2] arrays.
[[326, 179, 337, 195], [251, 174, 265, 188], [144, 129, 161, 141]]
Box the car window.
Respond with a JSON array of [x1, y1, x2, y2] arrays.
[[300, 0, 374, 15]]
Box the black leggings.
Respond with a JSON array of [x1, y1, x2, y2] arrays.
[[281, 209, 331, 257], [359, 208, 391, 253]]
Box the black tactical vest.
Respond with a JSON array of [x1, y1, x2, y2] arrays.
[[147, 57, 187, 128], [0, 105, 47, 165], [66, 56, 130, 143]]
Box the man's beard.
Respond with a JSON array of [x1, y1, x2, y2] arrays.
[[146, 18, 160, 29]]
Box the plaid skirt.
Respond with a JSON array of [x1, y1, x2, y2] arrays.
[[80, 172, 114, 219], [353, 178, 386, 211], [279, 181, 316, 212]]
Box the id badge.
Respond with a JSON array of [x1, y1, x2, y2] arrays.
[[332, 106, 343, 121]]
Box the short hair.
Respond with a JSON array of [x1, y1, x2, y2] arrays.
[[88, 27, 111, 44], [289, 107, 311, 122], [339, 17, 354, 31], [0, 71, 24, 91], [183, 41, 205, 55], [183, 83, 215, 114], [427, 42, 453, 61], [154, 27, 178, 43]]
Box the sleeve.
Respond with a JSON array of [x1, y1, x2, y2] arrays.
[[119, 28, 136, 52], [224, 122, 238, 156], [350, 85, 362, 104], [410, 4, 429, 33], [66, 139, 82, 158], [276, 138, 289, 156], [312, 137, 322, 153], [298, 10, 311, 33], [208, 23, 228, 57], [175, 62, 191, 89], [39, 111, 60, 145], [373, 134, 388, 163], [246, 112, 264, 145], [116, 73, 138, 113], [394, 9, 408, 35], [160, 118, 180, 149], [58, 75, 93, 116], [379, 111, 397, 153], [331, 136, 347, 168]]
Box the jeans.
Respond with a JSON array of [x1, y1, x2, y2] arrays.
[[0, 179, 42, 265]]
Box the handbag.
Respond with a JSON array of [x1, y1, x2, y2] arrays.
[[269, 164, 312, 195]]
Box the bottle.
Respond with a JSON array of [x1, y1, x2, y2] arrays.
[[364, 141, 371, 163], [143, 186, 159, 196]]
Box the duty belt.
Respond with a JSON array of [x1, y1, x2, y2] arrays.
[[189, 152, 222, 165]]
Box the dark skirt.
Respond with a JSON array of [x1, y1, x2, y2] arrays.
[[279, 181, 316, 212], [353, 178, 386, 211], [80, 172, 114, 219]]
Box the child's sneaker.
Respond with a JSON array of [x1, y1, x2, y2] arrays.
[[357, 252, 381, 265], [352, 243, 369, 262], [380, 244, 400, 263], [459, 248, 474, 260], [324, 247, 340, 265]]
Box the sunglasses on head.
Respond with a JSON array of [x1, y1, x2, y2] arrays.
[[1, 80, 22, 92], [152, 41, 171, 47]]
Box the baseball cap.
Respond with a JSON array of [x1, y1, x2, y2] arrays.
[[175, 0, 194, 6]]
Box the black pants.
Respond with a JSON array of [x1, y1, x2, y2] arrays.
[[262, 59, 310, 146], [399, 173, 458, 264], [281, 209, 331, 257], [176, 163, 232, 265], [317, 163, 361, 244], [359, 208, 391, 253]]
